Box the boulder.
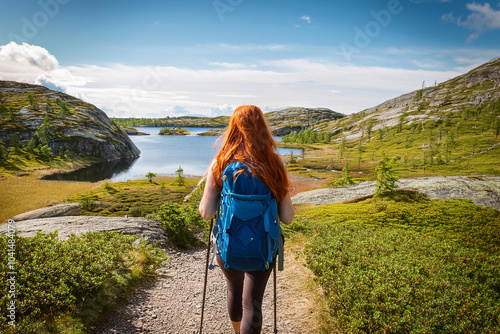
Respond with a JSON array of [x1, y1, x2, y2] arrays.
[[0, 216, 170, 246]]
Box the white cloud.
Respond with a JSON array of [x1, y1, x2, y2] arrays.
[[208, 62, 249, 69], [442, 2, 500, 41], [0, 42, 484, 118], [301, 15, 311, 24], [0, 42, 58, 71], [412, 59, 446, 68]]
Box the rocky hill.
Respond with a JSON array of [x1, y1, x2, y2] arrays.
[[0, 81, 140, 162], [321, 57, 500, 141], [265, 107, 344, 135]]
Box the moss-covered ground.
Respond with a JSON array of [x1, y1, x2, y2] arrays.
[[70, 176, 199, 217], [285, 191, 500, 333]]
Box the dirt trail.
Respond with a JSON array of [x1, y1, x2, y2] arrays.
[[94, 241, 323, 334]]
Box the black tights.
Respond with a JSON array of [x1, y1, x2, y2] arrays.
[[216, 254, 274, 334]]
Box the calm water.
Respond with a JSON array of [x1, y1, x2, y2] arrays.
[[44, 127, 303, 182]]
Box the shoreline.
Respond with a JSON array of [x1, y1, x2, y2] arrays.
[[3, 173, 499, 225]]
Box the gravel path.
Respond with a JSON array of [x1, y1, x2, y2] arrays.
[[1, 216, 321, 333], [93, 244, 319, 334]]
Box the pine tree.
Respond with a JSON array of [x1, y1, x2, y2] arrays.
[[367, 118, 374, 142], [0, 140, 7, 161], [411, 123, 417, 135], [340, 137, 347, 159], [416, 123, 422, 133], [378, 128, 384, 140], [8, 107, 16, 122], [175, 166, 185, 186], [145, 171, 157, 183], [335, 163, 354, 186], [357, 139, 362, 168], [12, 133, 20, 153], [40, 144, 53, 161], [27, 92, 37, 110], [397, 117, 404, 133], [375, 156, 399, 196]]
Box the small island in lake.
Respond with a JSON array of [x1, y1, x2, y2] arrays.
[[159, 127, 191, 135], [197, 128, 225, 136], [121, 126, 149, 135]]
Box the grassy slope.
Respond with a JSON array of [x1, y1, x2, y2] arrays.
[[284, 108, 500, 184], [285, 192, 500, 333]]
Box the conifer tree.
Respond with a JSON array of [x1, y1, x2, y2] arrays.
[[340, 137, 347, 159], [0, 140, 7, 161], [335, 162, 354, 186], [175, 166, 185, 186], [375, 156, 399, 196], [27, 92, 38, 110], [367, 118, 374, 142], [397, 117, 404, 133], [145, 172, 157, 183]]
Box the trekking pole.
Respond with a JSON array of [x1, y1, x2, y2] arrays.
[[199, 217, 214, 334], [273, 265, 278, 333]]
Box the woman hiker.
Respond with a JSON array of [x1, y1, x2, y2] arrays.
[[199, 105, 295, 334]]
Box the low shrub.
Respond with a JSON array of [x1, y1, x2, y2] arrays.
[[0, 231, 167, 333], [150, 202, 204, 248], [305, 222, 500, 333], [128, 206, 143, 217], [103, 181, 118, 193], [80, 192, 98, 211], [302, 194, 500, 254], [370, 197, 500, 254]]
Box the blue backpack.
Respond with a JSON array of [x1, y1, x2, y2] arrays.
[[212, 161, 284, 272]]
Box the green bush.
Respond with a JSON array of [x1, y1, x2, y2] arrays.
[[370, 197, 500, 254], [303, 194, 500, 254], [80, 192, 98, 211], [332, 163, 354, 186], [104, 181, 118, 193], [305, 222, 500, 333], [151, 202, 200, 248], [128, 206, 143, 217], [0, 231, 166, 333]]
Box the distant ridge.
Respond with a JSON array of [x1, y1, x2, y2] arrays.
[[113, 107, 345, 136], [319, 57, 500, 141]]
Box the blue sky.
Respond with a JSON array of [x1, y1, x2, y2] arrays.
[[0, 0, 499, 116]]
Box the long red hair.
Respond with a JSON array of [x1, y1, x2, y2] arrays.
[[212, 105, 290, 201]]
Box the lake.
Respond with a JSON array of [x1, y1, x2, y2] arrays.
[[44, 127, 303, 182]]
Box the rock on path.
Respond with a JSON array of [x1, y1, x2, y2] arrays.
[[292, 175, 500, 210]]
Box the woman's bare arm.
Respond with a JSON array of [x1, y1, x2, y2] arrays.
[[278, 192, 295, 225], [198, 161, 220, 220]]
